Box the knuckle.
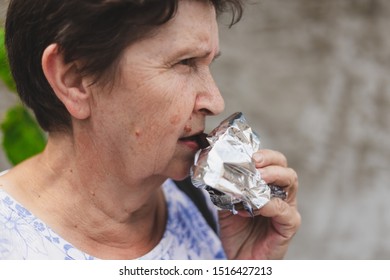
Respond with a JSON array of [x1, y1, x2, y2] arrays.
[[288, 168, 299, 187], [274, 198, 289, 214], [293, 211, 302, 230], [280, 154, 288, 167]]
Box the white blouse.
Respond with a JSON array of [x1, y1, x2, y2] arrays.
[[0, 179, 226, 260]]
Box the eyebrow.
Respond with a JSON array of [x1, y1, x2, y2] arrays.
[[187, 49, 221, 61], [168, 46, 221, 64]]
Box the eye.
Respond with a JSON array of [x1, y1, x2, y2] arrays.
[[178, 58, 194, 67], [173, 58, 198, 73]]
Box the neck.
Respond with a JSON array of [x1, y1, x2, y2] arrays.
[[5, 131, 168, 259]]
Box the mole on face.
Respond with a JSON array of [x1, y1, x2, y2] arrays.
[[169, 115, 180, 125], [184, 125, 192, 133]]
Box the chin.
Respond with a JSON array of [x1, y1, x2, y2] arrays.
[[169, 169, 191, 181], [166, 160, 193, 181]]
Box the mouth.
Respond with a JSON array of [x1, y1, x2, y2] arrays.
[[178, 132, 209, 150]]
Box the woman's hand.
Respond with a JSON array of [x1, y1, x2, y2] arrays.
[[218, 149, 301, 259]]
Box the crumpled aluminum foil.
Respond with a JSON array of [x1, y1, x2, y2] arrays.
[[191, 112, 287, 215]]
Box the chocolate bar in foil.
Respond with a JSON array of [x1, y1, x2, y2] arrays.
[[191, 112, 287, 215]]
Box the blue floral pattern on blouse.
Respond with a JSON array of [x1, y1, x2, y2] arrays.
[[0, 179, 226, 260]]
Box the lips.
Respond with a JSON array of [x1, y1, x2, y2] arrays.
[[179, 132, 209, 150]]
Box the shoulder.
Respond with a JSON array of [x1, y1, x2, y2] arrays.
[[0, 188, 54, 259], [0, 169, 10, 189], [0, 184, 93, 260]]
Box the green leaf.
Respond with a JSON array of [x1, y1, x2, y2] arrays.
[[0, 27, 17, 92], [1, 105, 47, 165]]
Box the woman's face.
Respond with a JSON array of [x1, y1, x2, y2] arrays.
[[89, 0, 224, 181]]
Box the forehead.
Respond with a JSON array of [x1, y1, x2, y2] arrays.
[[136, 1, 219, 58]]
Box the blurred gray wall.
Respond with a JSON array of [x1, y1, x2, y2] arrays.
[[1, 0, 389, 259]]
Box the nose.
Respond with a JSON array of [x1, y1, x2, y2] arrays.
[[194, 70, 225, 116]]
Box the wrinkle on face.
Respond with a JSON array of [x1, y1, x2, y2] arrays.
[[85, 1, 220, 181]]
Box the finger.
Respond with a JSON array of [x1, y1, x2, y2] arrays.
[[259, 165, 298, 204], [260, 165, 298, 191], [253, 149, 288, 168], [255, 198, 301, 238]]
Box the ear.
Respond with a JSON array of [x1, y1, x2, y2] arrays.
[[42, 44, 91, 120]]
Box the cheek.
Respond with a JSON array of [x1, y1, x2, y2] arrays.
[[147, 84, 195, 131], [135, 108, 192, 157], [121, 69, 195, 140], [169, 114, 181, 126], [131, 104, 186, 146]]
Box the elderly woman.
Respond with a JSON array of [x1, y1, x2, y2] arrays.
[[0, 0, 300, 260]]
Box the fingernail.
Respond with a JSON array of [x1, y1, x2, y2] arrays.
[[253, 153, 263, 163]]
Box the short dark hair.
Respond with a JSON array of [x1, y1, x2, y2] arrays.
[[5, 0, 244, 132]]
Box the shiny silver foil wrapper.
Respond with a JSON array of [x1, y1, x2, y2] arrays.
[[191, 112, 287, 215]]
